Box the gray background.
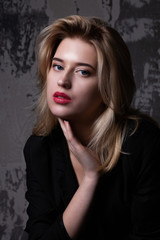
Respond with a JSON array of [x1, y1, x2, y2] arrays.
[[0, 0, 160, 239]]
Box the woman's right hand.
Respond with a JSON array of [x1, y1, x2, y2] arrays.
[[58, 118, 101, 179]]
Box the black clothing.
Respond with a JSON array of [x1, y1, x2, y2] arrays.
[[24, 119, 160, 240]]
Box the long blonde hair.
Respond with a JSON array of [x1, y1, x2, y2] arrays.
[[33, 15, 138, 171]]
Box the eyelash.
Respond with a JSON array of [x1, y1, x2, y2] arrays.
[[76, 70, 90, 77], [52, 64, 91, 77], [52, 64, 63, 71]]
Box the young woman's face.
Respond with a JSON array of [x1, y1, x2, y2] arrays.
[[47, 37, 104, 124]]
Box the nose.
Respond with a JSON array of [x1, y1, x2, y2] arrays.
[[57, 72, 71, 89]]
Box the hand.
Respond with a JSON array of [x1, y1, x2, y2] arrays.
[[58, 119, 101, 179]]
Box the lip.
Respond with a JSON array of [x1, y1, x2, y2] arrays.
[[53, 92, 71, 104]]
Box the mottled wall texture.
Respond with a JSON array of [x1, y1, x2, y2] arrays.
[[0, 0, 160, 239]]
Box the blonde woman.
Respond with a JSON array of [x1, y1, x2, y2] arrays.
[[24, 15, 160, 240]]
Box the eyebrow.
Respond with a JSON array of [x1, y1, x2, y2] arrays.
[[52, 57, 96, 71]]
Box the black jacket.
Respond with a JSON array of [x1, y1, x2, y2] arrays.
[[24, 119, 160, 240]]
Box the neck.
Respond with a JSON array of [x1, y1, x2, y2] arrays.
[[65, 104, 105, 146], [69, 120, 93, 146]]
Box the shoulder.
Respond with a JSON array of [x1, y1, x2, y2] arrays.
[[23, 124, 64, 160], [23, 134, 49, 158], [122, 118, 160, 178], [124, 118, 160, 150]]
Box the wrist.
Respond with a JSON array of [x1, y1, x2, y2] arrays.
[[83, 172, 100, 186]]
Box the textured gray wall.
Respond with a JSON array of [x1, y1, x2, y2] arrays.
[[0, 0, 160, 239]]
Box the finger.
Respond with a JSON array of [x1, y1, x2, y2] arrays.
[[58, 118, 67, 136], [58, 119, 75, 147], [63, 121, 74, 142], [64, 121, 82, 150], [58, 119, 85, 158]]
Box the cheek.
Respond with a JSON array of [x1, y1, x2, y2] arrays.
[[47, 77, 55, 97], [77, 83, 102, 106], [85, 83, 101, 100], [46, 83, 54, 109]]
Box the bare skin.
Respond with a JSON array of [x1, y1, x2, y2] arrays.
[[58, 119, 101, 239]]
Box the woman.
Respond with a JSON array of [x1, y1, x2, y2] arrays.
[[24, 15, 160, 240]]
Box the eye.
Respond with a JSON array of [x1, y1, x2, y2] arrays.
[[53, 64, 64, 71], [78, 70, 90, 77]]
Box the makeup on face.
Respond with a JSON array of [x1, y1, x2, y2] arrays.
[[47, 37, 104, 122], [53, 91, 71, 104]]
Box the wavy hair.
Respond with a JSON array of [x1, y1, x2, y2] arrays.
[[33, 15, 138, 171]]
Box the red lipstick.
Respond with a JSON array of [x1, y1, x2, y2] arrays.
[[53, 92, 71, 104]]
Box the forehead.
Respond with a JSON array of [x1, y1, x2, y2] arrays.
[[54, 37, 97, 66]]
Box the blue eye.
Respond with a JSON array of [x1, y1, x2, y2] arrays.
[[79, 70, 90, 76], [53, 64, 63, 71]]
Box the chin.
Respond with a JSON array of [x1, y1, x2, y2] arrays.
[[51, 111, 72, 121], [49, 107, 81, 122]]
